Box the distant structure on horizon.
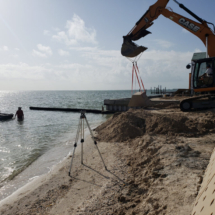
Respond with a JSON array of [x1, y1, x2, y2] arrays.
[[150, 85, 167, 95]]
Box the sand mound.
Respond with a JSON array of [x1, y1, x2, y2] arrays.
[[77, 133, 214, 215], [96, 109, 215, 142]]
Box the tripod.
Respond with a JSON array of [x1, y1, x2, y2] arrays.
[[68, 111, 107, 176]]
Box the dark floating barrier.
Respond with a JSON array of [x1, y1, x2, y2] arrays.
[[29, 107, 115, 114], [0, 113, 14, 121]]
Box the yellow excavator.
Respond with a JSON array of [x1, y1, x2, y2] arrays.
[[121, 0, 215, 111]]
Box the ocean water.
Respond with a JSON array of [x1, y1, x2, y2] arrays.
[[0, 89, 174, 201], [0, 90, 137, 200]]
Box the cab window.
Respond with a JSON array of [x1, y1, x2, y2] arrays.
[[194, 61, 213, 88]]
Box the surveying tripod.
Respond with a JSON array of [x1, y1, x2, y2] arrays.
[[68, 111, 107, 176]]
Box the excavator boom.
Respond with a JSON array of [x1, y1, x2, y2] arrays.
[[122, 0, 169, 57], [122, 0, 215, 58], [128, 0, 169, 37], [162, 9, 215, 57]]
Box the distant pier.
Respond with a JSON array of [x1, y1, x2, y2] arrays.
[[151, 85, 167, 94]]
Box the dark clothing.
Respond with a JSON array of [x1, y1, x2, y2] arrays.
[[16, 110, 24, 120]]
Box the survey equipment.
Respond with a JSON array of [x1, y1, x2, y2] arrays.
[[68, 111, 107, 177]]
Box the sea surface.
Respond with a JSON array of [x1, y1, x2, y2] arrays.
[[0, 90, 173, 201]]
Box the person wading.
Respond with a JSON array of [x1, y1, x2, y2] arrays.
[[15, 107, 24, 121]]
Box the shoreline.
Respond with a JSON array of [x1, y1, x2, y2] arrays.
[[0, 120, 104, 203], [0, 133, 89, 207], [0, 132, 122, 215]]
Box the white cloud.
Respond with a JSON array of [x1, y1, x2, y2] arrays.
[[3, 46, 8, 51], [58, 49, 69, 56], [182, 29, 189, 34], [37, 44, 52, 55], [0, 45, 195, 90], [154, 39, 174, 48], [194, 48, 202, 53], [32, 44, 53, 58], [0, 62, 50, 80], [32, 49, 47, 58], [61, 47, 194, 89], [15, 48, 19, 51], [53, 31, 75, 45], [52, 14, 97, 46]]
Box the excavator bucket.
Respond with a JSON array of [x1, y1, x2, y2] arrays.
[[121, 28, 150, 58], [121, 39, 148, 58]]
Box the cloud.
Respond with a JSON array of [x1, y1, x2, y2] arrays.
[[37, 44, 52, 55], [0, 45, 195, 90], [60, 47, 194, 89], [194, 48, 203, 53], [182, 29, 189, 34], [32, 44, 53, 58], [52, 14, 97, 46], [32, 49, 47, 58], [3, 46, 8, 51], [58, 49, 69, 56], [53, 31, 77, 45], [154, 39, 174, 48], [43, 30, 50, 36], [15, 48, 19, 51], [0, 62, 50, 80]]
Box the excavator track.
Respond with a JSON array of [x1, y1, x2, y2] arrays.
[[180, 95, 215, 111]]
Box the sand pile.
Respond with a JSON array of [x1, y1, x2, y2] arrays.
[[95, 109, 215, 142], [77, 133, 214, 215], [79, 108, 215, 215]]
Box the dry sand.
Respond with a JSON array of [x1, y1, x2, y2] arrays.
[[0, 107, 215, 215]]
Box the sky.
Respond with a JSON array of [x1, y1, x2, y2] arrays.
[[0, 0, 214, 90]]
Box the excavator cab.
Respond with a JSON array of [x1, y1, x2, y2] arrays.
[[192, 57, 215, 91]]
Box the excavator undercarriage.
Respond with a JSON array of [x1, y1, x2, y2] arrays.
[[180, 95, 215, 111]]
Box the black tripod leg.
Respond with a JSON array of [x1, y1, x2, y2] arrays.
[[85, 117, 107, 170], [68, 143, 77, 176], [68, 118, 81, 176], [81, 119, 84, 164], [94, 141, 107, 170]]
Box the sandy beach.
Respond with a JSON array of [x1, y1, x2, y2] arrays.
[[1, 107, 215, 215]]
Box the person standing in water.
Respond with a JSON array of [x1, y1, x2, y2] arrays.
[[15, 107, 24, 121]]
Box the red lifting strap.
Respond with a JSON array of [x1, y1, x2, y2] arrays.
[[133, 63, 142, 93], [131, 61, 146, 94], [135, 62, 145, 92]]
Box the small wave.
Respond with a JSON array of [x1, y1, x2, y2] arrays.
[[0, 152, 42, 184]]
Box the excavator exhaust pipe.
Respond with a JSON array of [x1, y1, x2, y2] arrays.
[[121, 37, 148, 58]]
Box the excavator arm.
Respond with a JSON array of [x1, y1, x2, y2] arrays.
[[125, 0, 169, 40], [121, 0, 169, 57], [122, 0, 215, 58]]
